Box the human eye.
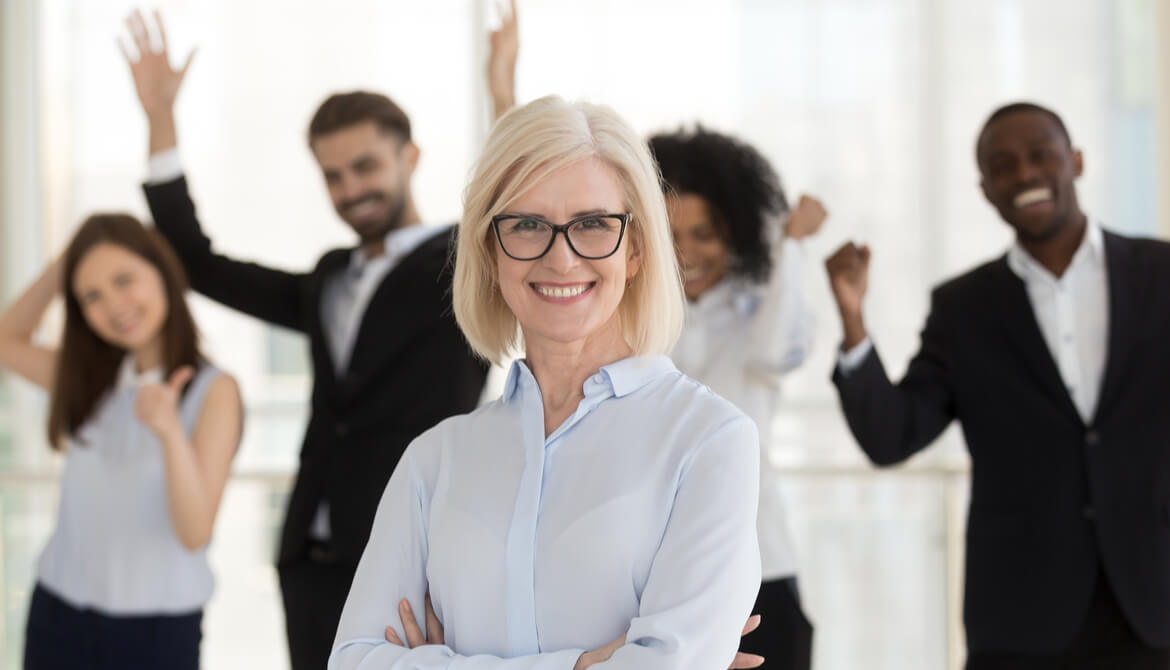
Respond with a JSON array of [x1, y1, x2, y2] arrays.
[[506, 218, 546, 234], [574, 216, 616, 232]]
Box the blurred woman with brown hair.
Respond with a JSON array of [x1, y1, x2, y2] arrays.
[[0, 213, 242, 670]]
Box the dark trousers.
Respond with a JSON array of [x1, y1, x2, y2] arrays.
[[23, 583, 201, 670], [739, 577, 814, 670], [966, 569, 1170, 669], [279, 543, 357, 670]]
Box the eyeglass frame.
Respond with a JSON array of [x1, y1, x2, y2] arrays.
[[490, 213, 630, 261]]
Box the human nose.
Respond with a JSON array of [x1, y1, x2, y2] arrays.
[[540, 229, 580, 271], [1014, 155, 1043, 185], [338, 172, 366, 201]]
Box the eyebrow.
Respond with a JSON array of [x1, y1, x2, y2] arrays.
[[507, 209, 614, 219], [350, 154, 378, 169]]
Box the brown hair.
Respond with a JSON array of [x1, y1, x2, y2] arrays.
[[308, 91, 412, 146], [47, 214, 203, 448]]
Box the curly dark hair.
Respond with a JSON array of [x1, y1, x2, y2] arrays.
[[649, 126, 788, 283]]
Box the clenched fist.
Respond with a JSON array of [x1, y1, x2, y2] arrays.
[[785, 194, 828, 240], [824, 242, 871, 348]]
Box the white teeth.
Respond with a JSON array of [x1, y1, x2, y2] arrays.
[[348, 201, 379, 217], [1014, 187, 1053, 208], [536, 284, 589, 298]]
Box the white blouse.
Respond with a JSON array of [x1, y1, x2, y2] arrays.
[[36, 358, 223, 615], [672, 237, 814, 581], [330, 355, 761, 670]]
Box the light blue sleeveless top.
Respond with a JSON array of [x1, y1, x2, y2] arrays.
[[37, 357, 224, 615]]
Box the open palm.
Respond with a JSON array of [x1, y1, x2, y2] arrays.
[[119, 9, 194, 119]]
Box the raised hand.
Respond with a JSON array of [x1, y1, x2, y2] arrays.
[[385, 594, 444, 649], [785, 194, 828, 240], [135, 365, 194, 439], [118, 9, 195, 121], [825, 241, 871, 348], [487, 0, 519, 119]]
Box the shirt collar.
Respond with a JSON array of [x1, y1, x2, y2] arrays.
[[1006, 218, 1105, 282], [502, 354, 677, 404], [349, 223, 441, 273], [688, 277, 757, 317], [116, 355, 164, 390]]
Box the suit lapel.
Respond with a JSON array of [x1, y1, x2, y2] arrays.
[[989, 257, 1083, 423], [1092, 232, 1138, 424], [337, 227, 452, 399]]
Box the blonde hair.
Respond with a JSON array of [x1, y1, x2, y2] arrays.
[[454, 96, 684, 365]]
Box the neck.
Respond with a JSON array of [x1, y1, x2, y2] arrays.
[[133, 338, 164, 373], [524, 318, 632, 436], [360, 198, 423, 259], [1018, 210, 1088, 278]]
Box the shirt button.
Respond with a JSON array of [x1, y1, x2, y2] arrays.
[[1082, 506, 1096, 521], [1084, 430, 1100, 446]]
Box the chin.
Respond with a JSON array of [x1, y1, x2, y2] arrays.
[[1012, 217, 1066, 243]]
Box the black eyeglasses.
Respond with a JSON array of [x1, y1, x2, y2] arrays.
[[491, 213, 629, 261]]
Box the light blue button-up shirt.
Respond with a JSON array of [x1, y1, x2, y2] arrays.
[[330, 355, 761, 670]]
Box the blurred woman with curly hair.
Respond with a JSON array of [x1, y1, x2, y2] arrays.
[[650, 127, 826, 670]]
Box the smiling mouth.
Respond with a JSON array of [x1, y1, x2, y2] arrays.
[[111, 314, 142, 335], [531, 282, 595, 299], [1014, 187, 1053, 209], [344, 198, 383, 219]]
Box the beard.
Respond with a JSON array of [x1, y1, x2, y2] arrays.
[[338, 185, 409, 244]]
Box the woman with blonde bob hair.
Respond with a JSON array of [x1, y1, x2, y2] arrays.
[[330, 96, 762, 670]]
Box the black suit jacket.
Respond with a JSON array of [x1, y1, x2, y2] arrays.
[[832, 230, 1170, 653], [144, 177, 488, 568]]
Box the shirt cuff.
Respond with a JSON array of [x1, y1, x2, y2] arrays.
[[837, 337, 873, 376], [146, 147, 184, 185]]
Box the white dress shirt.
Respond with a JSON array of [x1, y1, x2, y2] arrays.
[[672, 237, 813, 581], [840, 221, 1109, 424], [320, 224, 446, 373], [36, 358, 223, 614], [329, 355, 761, 670], [148, 148, 443, 539]]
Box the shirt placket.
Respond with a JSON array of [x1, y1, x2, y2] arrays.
[[503, 372, 611, 656], [1053, 278, 1085, 420]]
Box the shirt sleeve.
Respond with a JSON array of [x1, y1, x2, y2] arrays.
[[836, 337, 874, 376], [744, 235, 815, 376], [594, 414, 761, 669], [329, 414, 761, 670], [147, 148, 184, 185]]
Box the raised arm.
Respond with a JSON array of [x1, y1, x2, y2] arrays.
[[121, 9, 313, 332], [825, 242, 956, 465], [135, 367, 243, 550], [743, 194, 825, 375], [0, 258, 62, 390], [488, 0, 519, 120]]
